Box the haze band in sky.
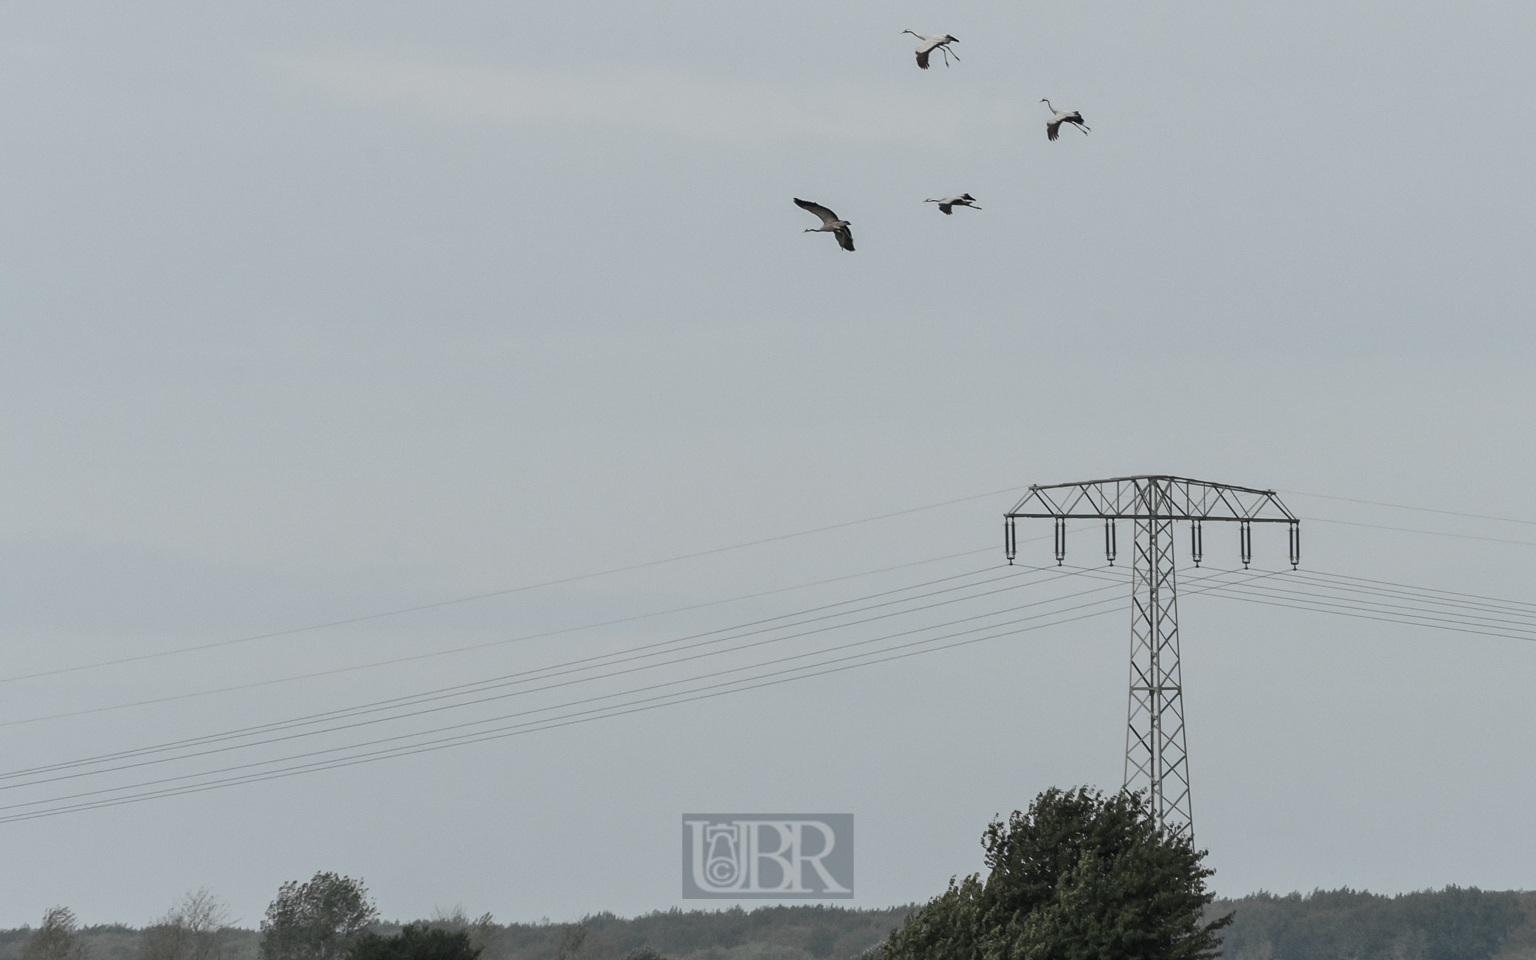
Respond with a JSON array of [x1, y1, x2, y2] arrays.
[[682, 815, 854, 898]]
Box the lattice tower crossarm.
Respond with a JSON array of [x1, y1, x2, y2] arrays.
[[1001, 476, 1300, 841]]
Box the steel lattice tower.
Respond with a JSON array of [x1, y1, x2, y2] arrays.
[[1004, 476, 1299, 841]]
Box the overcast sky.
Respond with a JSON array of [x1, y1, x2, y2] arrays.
[[1, 0, 1534, 930]]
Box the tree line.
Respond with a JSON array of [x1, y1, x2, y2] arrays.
[[5, 789, 1532, 960], [1211, 887, 1535, 960]]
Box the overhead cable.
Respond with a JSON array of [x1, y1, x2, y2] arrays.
[[0, 484, 1033, 685], [0, 567, 1273, 823], [0, 562, 1062, 783], [0, 544, 1014, 730], [1, 568, 1125, 790]]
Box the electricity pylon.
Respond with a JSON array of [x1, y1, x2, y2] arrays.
[[1004, 476, 1299, 841]]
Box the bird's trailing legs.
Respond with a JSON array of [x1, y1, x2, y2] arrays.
[[902, 30, 959, 70]]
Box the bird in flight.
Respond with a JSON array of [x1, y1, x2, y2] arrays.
[[1041, 99, 1090, 141], [794, 199, 855, 251], [924, 194, 981, 215], [902, 30, 959, 69]]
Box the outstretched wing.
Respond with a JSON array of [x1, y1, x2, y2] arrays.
[[915, 48, 930, 69], [834, 226, 855, 251], [794, 197, 840, 226], [1046, 118, 1061, 141], [939, 203, 953, 215]]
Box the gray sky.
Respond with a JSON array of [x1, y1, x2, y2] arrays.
[[2, 0, 1534, 930]]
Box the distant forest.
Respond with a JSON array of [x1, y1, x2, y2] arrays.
[[3, 889, 1533, 960], [1211, 889, 1536, 960]]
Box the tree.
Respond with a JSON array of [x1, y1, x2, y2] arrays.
[[552, 926, 586, 960], [261, 872, 379, 960], [22, 907, 89, 960], [141, 890, 231, 960], [467, 914, 496, 957], [423, 909, 497, 957], [883, 787, 1231, 960], [347, 926, 480, 960]]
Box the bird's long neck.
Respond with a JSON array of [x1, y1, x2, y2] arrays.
[[904, 29, 921, 38], [1042, 99, 1054, 112]]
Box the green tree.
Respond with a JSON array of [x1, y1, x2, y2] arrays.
[[22, 907, 89, 960], [260, 872, 379, 960], [347, 926, 481, 960], [883, 787, 1231, 960]]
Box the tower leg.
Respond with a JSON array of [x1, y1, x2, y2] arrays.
[[1124, 518, 1194, 839]]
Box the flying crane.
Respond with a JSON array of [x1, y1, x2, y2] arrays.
[[1041, 99, 1091, 141], [924, 194, 981, 215], [793, 198, 855, 252], [902, 30, 960, 69]]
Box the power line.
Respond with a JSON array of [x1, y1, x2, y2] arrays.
[[0, 570, 1250, 821], [26, 562, 1536, 821], [4, 569, 1126, 792], [16, 484, 1536, 824], [0, 563, 1060, 783], [1247, 570, 1536, 627], [12, 480, 1536, 829], [2, 568, 1275, 813], [0, 567, 1274, 824], [1210, 591, 1536, 644], [1288, 567, 1536, 613], [1284, 490, 1536, 528], [1, 543, 1012, 730], [1199, 572, 1536, 645], [28, 566, 1311, 801], [1307, 517, 1536, 549], [1058, 561, 1536, 654], [1219, 579, 1536, 637], [0, 484, 1031, 686], [1285, 570, 1536, 620], [0, 572, 1130, 807], [0, 600, 1110, 823]]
